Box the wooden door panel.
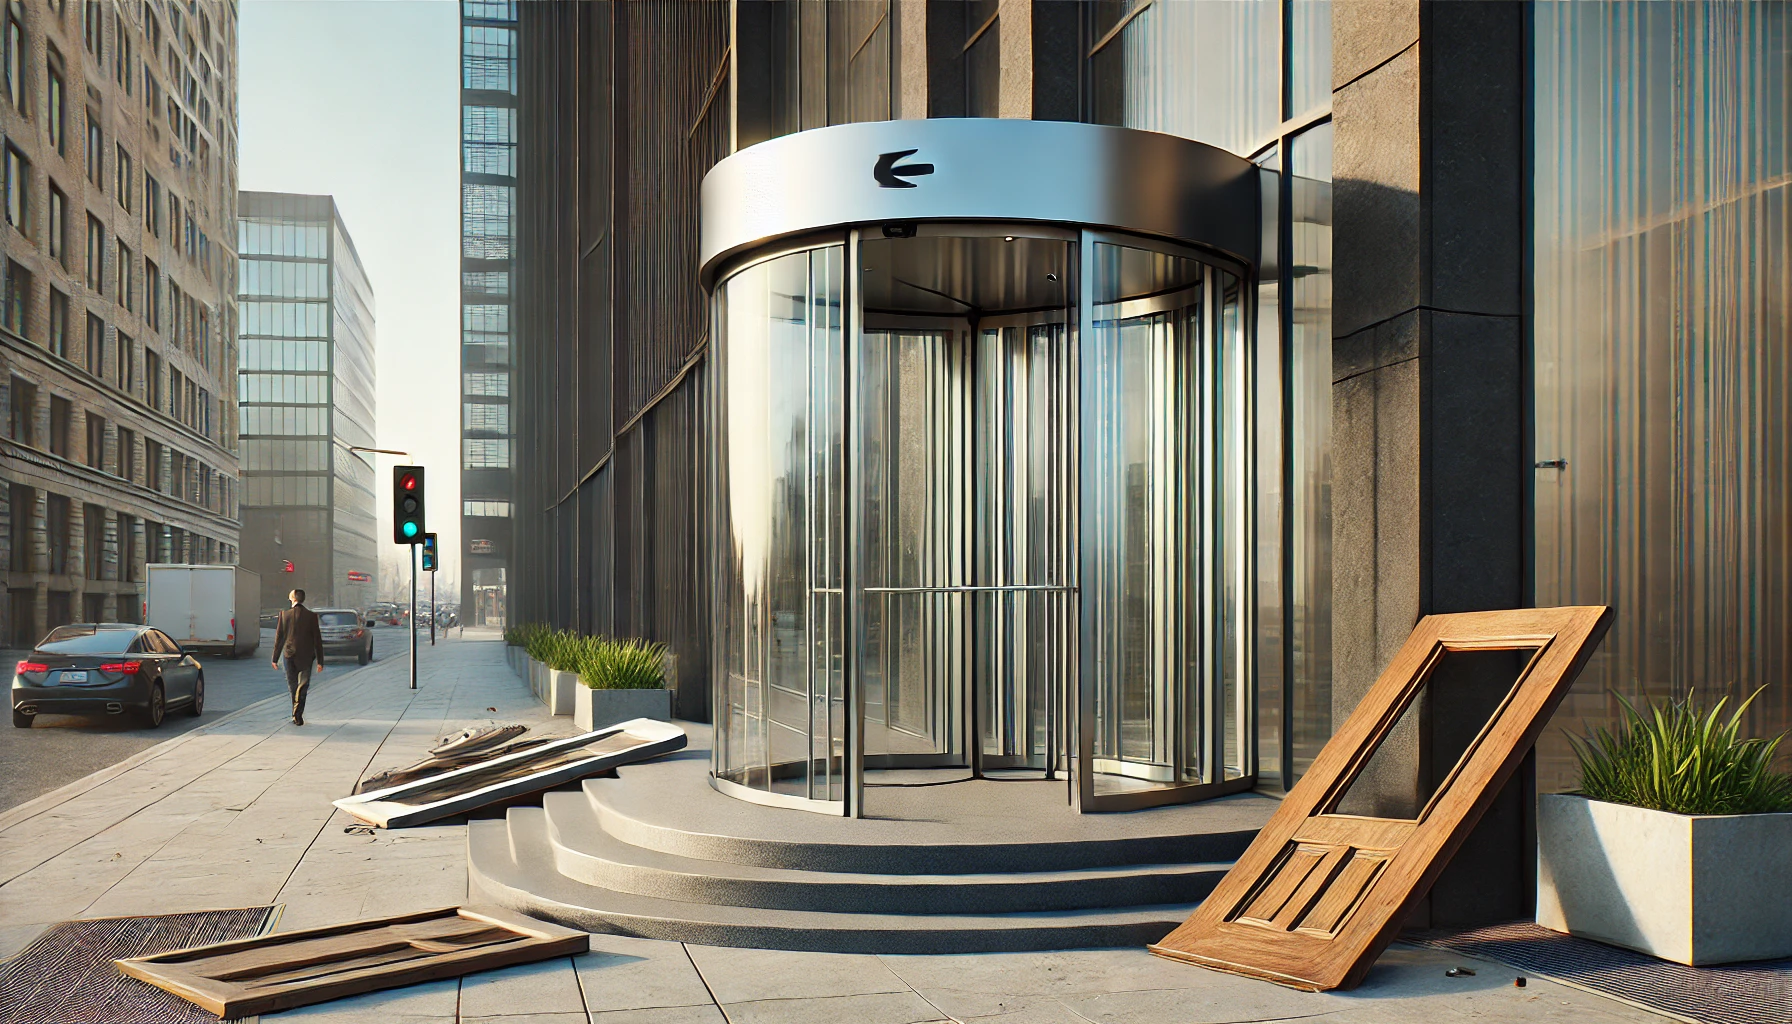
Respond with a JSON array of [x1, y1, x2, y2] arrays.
[[1150, 606, 1613, 991], [115, 906, 588, 1018]]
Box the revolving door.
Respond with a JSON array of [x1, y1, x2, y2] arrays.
[[703, 120, 1261, 814]]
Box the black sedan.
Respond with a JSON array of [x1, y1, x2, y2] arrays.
[[11, 624, 205, 729]]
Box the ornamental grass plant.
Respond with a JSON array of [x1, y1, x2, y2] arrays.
[[508, 624, 665, 690], [577, 638, 667, 691], [1569, 688, 1792, 816]]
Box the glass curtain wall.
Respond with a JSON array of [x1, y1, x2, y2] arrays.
[[713, 245, 847, 806], [1533, 2, 1792, 788]]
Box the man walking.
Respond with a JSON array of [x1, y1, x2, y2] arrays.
[[272, 589, 325, 725]]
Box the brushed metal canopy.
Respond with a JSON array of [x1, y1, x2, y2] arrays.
[[699, 118, 1259, 286]]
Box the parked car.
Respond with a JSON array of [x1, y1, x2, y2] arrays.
[[368, 603, 404, 626], [11, 623, 205, 729], [317, 609, 375, 664]]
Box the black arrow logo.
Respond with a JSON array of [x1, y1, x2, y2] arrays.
[[874, 149, 935, 188]]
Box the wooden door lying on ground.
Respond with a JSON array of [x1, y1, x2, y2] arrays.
[[115, 906, 589, 1018], [1151, 606, 1614, 991]]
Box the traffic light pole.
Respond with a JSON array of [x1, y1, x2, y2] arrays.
[[429, 571, 436, 646], [409, 543, 418, 690]]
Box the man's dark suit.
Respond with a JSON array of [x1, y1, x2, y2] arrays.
[[273, 603, 325, 722]]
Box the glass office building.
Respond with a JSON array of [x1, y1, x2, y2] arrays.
[[237, 192, 377, 614], [501, 0, 1791, 917], [459, 0, 515, 626]]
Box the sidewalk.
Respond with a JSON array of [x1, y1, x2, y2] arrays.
[[0, 636, 1676, 1024]]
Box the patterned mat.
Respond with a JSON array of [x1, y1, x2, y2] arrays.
[[0, 907, 280, 1024], [1410, 921, 1792, 1024]]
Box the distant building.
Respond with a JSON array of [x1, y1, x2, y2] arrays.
[[236, 191, 375, 613], [458, 0, 514, 626], [0, 0, 240, 646]]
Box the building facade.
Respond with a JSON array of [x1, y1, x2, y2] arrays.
[[236, 191, 375, 614], [503, 0, 1791, 926], [458, 0, 516, 627], [0, 0, 240, 646]]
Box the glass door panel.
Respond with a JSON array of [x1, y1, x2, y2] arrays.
[[859, 327, 968, 764], [712, 243, 846, 809], [1077, 236, 1253, 810]]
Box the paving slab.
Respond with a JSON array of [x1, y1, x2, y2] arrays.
[[0, 633, 1682, 1024]]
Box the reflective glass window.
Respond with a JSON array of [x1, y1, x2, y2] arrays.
[[463, 438, 511, 467], [463, 372, 508, 397], [463, 27, 516, 93], [463, 106, 515, 176]]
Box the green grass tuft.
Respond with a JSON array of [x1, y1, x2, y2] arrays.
[[1569, 688, 1792, 815], [507, 623, 665, 690]]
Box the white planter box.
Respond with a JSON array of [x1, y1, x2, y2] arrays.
[[528, 657, 547, 702], [573, 687, 673, 733], [1537, 792, 1792, 965], [546, 669, 578, 717]]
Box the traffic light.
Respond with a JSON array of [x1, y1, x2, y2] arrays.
[[393, 466, 426, 544], [420, 533, 438, 572]]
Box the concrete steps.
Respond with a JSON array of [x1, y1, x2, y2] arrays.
[[465, 736, 1276, 953], [471, 809, 1208, 954], [541, 790, 1231, 914]]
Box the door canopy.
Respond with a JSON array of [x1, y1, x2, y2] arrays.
[[699, 118, 1261, 287]]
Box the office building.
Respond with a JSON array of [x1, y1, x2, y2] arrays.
[[458, 0, 515, 626], [236, 191, 375, 613], [0, 0, 240, 645], [493, 1, 1791, 932]]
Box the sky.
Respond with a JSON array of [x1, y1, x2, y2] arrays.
[[238, 1, 462, 601]]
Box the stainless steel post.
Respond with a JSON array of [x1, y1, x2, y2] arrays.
[[409, 544, 418, 689], [429, 571, 436, 645]]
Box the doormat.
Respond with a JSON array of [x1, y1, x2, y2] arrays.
[[0, 906, 280, 1024], [1409, 921, 1792, 1024]]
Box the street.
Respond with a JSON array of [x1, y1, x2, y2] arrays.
[[0, 624, 414, 812]]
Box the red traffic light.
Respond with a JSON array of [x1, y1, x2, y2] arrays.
[[282, 559, 295, 573], [400, 473, 417, 491]]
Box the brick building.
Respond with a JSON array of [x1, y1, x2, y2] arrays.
[[0, 0, 239, 646]]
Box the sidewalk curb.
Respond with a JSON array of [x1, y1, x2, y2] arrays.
[[0, 655, 392, 834]]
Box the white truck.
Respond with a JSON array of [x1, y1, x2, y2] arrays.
[[143, 564, 262, 659]]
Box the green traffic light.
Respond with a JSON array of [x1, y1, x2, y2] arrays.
[[402, 521, 418, 538]]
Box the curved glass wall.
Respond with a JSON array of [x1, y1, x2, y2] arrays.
[[713, 227, 1252, 814]]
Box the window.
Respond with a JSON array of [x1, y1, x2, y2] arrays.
[[462, 270, 509, 296], [463, 402, 509, 433], [116, 426, 132, 480], [4, 259, 30, 336], [143, 347, 160, 408], [462, 26, 516, 93], [462, 185, 513, 258], [114, 144, 130, 210], [239, 259, 328, 298], [462, 438, 511, 468], [9, 483, 31, 571], [48, 395, 70, 457], [47, 288, 68, 357], [85, 215, 102, 290], [197, 387, 209, 437], [462, 106, 515, 176], [237, 218, 327, 258], [463, 499, 511, 517], [4, 3, 22, 112], [47, 184, 65, 264], [144, 174, 159, 235], [9, 375, 34, 444], [81, 1, 100, 54], [85, 112, 101, 185], [239, 300, 329, 338], [118, 513, 135, 583], [144, 437, 161, 489], [45, 494, 69, 575], [46, 58, 64, 154], [114, 14, 131, 94], [84, 411, 102, 467], [462, 1, 516, 20], [116, 241, 132, 309], [4, 145, 26, 230], [84, 312, 102, 377], [115, 330, 131, 391], [463, 372, 508, 396], [144, 259, 158, 329]]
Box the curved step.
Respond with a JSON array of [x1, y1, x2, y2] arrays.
[[471, 809, 1203, 954], [585, 756, 1267, 874], [541, 791, 1229, 914]]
